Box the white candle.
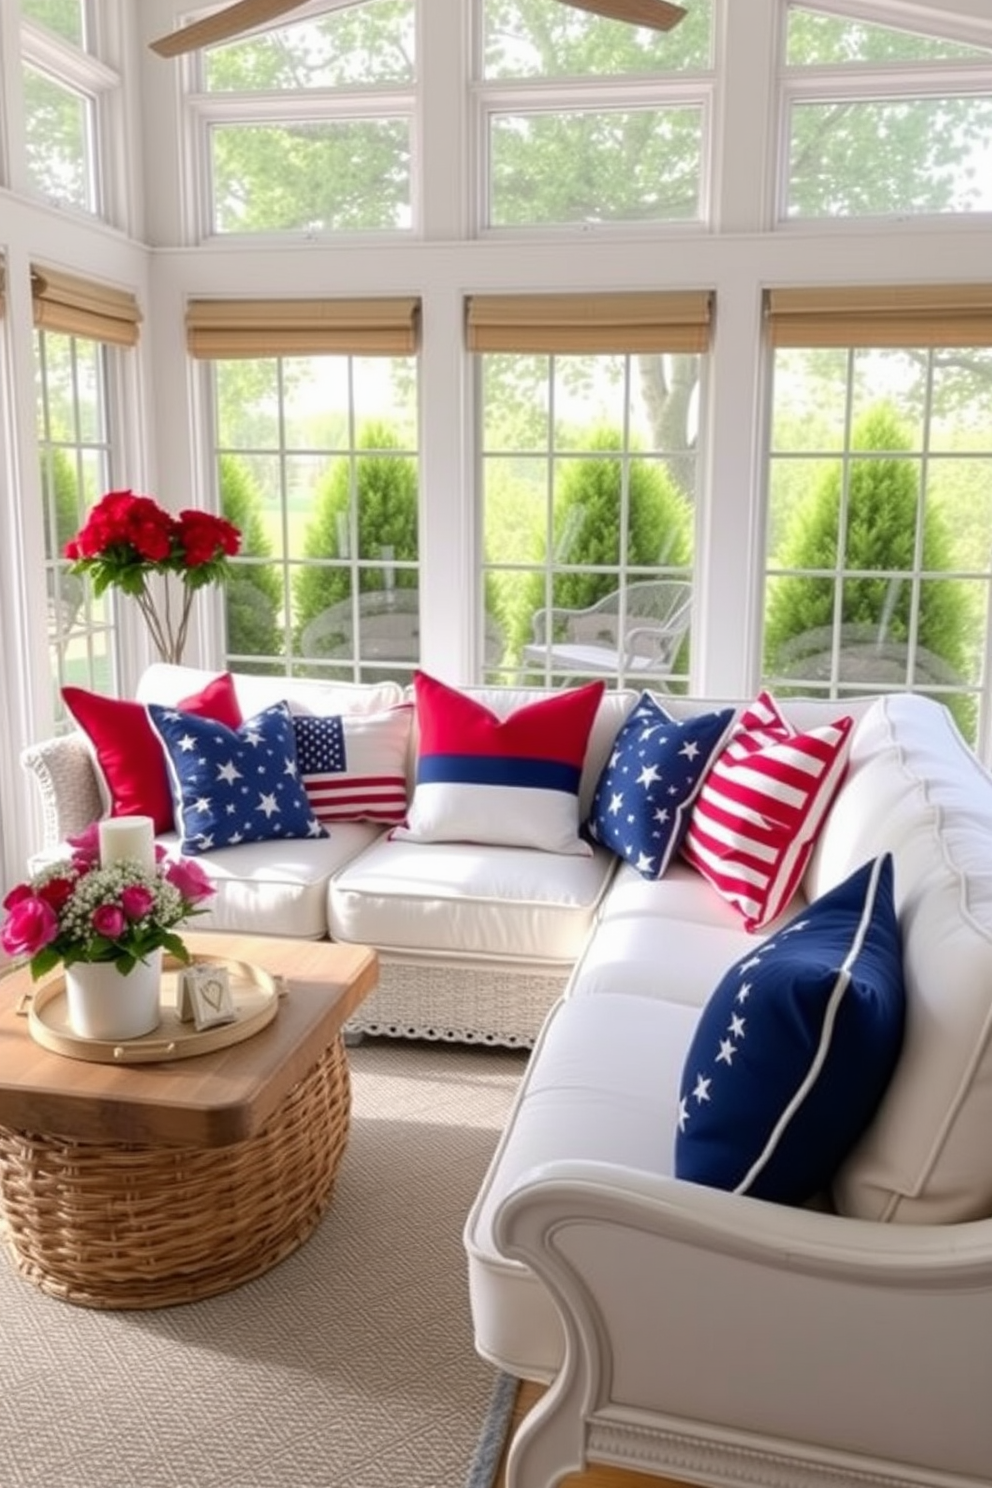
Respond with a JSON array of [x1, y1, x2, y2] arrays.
[[99, 816, 156, 873]]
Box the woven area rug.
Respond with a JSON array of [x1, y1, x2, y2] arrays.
[[0, 1038, 527, 1488]]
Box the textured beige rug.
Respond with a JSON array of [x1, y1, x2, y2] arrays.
[[0, 1039, 527, 1488]]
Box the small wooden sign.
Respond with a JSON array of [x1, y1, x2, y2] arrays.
[[177, 963, 237, 1030]]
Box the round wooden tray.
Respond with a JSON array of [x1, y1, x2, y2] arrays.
[[27, 954, 283, 1064]]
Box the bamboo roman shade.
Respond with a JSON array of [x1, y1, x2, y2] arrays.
[[31, 266, 141, 346], [766, 285, 992, 348], [465, 291, 713, 354], [186, 297, 421, 357]]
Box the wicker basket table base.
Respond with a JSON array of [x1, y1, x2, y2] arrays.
[[0, 1035, 351, 1310]]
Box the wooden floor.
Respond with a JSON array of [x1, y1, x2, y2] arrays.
[[493, 1380, 697, 1488]]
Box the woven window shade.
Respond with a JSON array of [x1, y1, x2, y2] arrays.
[[466, 291, 712, 354], [186, 297, 421, 357], [767, 285, 992, 348], [31, 266, 141, 346]]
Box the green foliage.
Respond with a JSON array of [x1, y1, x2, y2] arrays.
[[43, 446, 81, 556], [220, 454, 283, 661], [764, 404, 974, 685], [507, 427, 692, 659], [205, 1, 414, 234], [292, 421, 418, 651]]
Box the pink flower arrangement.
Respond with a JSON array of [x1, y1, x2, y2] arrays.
[[65, 490, 241, 664], [1, 824, 215, 979]]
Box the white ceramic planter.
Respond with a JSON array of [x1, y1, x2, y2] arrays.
[[64, 948, 162, 1041]]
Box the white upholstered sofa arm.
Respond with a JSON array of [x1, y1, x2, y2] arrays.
[[21, 733, 103, 853], [494, 1161, 992, 1488]]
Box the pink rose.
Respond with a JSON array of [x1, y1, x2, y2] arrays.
[[121, 885, 154, 920], [92, 904, 126, 939], [3, 882, 34, 911], [67, 822, 101, 863], [1, 896, 59, 958], [165, 858, 215, 905]]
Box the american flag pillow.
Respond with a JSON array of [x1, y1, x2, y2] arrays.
[[681, 691, 853, 931], [293, 704, 413, 825]]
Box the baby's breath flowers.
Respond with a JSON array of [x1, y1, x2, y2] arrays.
[[1, 823, 214, 979]]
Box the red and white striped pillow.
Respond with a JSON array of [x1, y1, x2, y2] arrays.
[[681, 691, 854, 931]]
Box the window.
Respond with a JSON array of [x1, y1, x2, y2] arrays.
[[36, 330, 114, 712], [478, 0, 713, 230], [190, 0, 416, 238], [33, 266, 141, 721], [19, 0, 123, 220], [187, 297, 421, 683], [472, 291, 710, 688], [781, 5, 992, 221], [762, 285, 992, 746]]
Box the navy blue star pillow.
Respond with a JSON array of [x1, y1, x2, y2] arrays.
[[675, 854, 905, 1206], [586, 694, 734, 878], [147, 700, 327, 855]]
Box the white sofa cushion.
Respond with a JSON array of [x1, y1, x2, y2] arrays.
[[158, 823, 384, 939], [328, 835, 617, 962], [566, 860, 761, 1007], [137, 662, 405, 721], [808, 694, 992, 1222], [464, 992, 699, 1380]]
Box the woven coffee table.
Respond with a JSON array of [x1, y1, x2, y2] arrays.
[[0, 934, 377, 1310]]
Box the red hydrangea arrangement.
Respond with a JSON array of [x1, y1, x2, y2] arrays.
[[65, 490, 241, 664], [0, 824, 215, 979]]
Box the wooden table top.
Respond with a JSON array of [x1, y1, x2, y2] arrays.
[[0, 934, 377, 1148]]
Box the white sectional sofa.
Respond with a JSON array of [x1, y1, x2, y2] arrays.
[[20, 665, 992, 1486], [465, 690, 992, 1488]]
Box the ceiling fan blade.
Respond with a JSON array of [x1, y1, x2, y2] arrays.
[[558, 0, 686, 30], [149, 0, 308, 58]]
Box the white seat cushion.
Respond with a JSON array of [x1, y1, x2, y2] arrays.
[[568, 860, 798, 1007], [159, 824, 384, 939], [464, 993, 699, 1380], [328, 836, 617, 962]]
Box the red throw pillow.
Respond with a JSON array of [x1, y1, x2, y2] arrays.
[[681, 690, 853, 931], [63, 673, 243, 833]]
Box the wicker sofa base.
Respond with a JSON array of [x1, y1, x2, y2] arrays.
[[344, 953, 570, 1049], [0, 1037, 351, 1310]]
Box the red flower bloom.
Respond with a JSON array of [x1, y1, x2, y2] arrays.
[[63, 490, 241, 664], [37, 876, 76, 912]]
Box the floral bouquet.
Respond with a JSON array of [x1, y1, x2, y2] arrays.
[[64, 490, 241, 664], [1, 824, 215, 980]]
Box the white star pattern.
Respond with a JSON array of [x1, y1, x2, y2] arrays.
[[587, 695, 733, 881], [147, 701, 326, 855], [692, 1074, 712, 1104]]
